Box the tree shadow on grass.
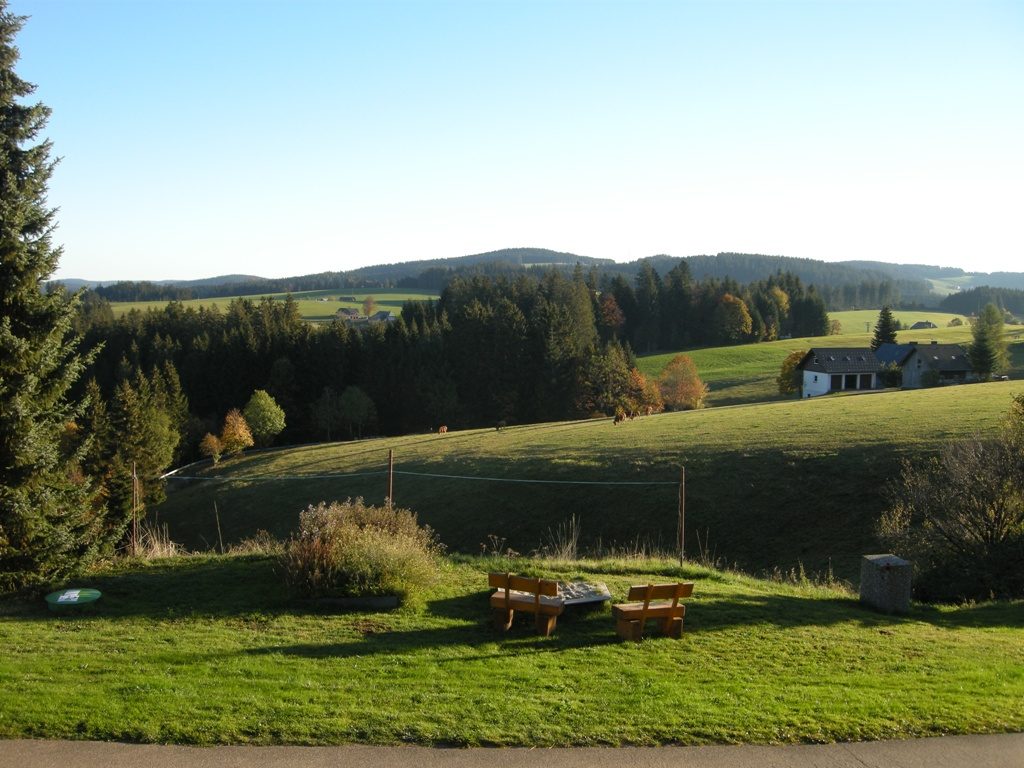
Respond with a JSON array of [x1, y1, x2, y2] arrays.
[[239, 592, 620, 662], [689, 592, 1024, 634]]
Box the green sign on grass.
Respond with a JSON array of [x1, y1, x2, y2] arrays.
[[45, 588, 101, 612]]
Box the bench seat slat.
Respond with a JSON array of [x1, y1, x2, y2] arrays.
[[612, 601, 686, 620], [489, 590, 564, 615]]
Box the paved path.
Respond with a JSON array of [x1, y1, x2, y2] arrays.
[[2, 734, 1022, 768]]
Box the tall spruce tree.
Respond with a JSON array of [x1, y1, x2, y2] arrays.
[[969, 302, 1008, 380], [871, 306, 898, 350], [0, 5, 99, 589]]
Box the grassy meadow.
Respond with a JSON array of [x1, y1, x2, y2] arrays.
[[638, 311, 1024, 406], [154, 382, 1023, 581], [0, 554, 1020, 746], [110, 289, 439, 323]]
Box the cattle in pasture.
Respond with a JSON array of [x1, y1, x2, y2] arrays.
[[496, 420, 507, 431], [613, 411, 625, 425], [438, 425, 448, 434]]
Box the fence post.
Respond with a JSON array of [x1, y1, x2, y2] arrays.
[[387, 449, 394, 507], [678, 466, 685, 566]]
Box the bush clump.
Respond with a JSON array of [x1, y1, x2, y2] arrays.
[[281, 499, 443, 606]]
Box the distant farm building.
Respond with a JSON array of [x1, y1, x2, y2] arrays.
[[909, 320, 937, 330], [797, 341, 973, 397], [335, 308, 395, 327], [798, 348, 879, 397]]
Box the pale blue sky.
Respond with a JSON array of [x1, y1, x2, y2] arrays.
[[11, 0, 1024, 281]]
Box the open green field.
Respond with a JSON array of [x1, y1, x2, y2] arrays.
[[155, 382, 1023, 581], [1, 554, 1020, 746], [110, 289, 439, 323], [638, 313, 1024, 407]]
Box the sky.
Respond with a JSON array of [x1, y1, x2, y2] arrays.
[[10, 0, 1024, 282]]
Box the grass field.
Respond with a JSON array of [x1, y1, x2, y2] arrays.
[[0, 554, 1020, 746], [110, 289, 439, 323], [637, 313, 1024, 407], [154, 382, 1023, 581]]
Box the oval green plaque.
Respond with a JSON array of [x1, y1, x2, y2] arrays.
[[45, 588, 102, 612]]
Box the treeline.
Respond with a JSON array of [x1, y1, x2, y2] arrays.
[[940, 286, 1024, 317], [77, 262, 832, 449]]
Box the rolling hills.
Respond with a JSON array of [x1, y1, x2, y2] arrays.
[[155, 381, 1022, 581]]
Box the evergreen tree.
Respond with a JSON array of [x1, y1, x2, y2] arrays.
[[871, 306, 898, 350], [969, 302, 1008, 380], [0, 6, 100, 588]]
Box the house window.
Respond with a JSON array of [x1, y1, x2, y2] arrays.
[[813, 375, 818, 382]]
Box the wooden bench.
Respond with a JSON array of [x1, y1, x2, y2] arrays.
[[611, 582, 694, 641], [488, 572, 565, 636]]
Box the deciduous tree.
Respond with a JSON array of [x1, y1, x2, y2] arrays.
[[777, 350, 807, 396], [242, 389, 286, 447], [658, 354, 709, 411], [219, 409, 254, 455]]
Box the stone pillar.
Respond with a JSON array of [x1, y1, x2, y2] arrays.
[[859, 554, 912, 614]]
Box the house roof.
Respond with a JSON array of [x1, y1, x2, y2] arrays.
[[910, 320, 937, 329], [874, 343, 916, 367], [905, 343, 972, 372], [799, 348, 880, 374]]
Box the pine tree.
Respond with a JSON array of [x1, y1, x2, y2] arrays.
[[871, 306, 898, 350], [0, 6, 99, 589], [969, 302, 1008, 380]]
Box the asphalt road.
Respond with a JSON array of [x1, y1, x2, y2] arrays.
[[1, 734, 1022, 768]]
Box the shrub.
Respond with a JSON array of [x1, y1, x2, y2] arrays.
[[879, 431, 1024, 601], [281, 499, 443, 606], [199, 432, 222, 464], [659, 354, 709, 410]]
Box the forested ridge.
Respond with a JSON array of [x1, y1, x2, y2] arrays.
[[66, 248, 997, 311]]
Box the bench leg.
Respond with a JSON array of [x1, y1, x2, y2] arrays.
[[616, 618, 643, 641], [536, 613, 557, 637], [661, 616, 684, 638], [492, 608, 514, 632]]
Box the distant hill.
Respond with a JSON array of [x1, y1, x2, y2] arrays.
[[54, 248, 1024, 307]]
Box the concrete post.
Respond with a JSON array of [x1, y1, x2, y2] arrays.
[[860, 554, 912, 614]]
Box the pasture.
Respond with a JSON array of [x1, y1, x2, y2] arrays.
[[0, 554, 1020, 746], [109, 289, 439, 323], [638, 312, 1024, 406], [154, 382, 1023, 581]]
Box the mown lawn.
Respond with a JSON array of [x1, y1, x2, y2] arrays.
[[0, 555, 1020, 746], [155, 383, 1024, 581]]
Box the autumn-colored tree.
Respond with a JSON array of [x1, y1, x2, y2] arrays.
[[362, 296, 376, 316], [626, 368, 663, 415], [712, 293, 753, 344], [199, 433, 222, 465], [219, 409, 254, 455], [777, 350, 807, 396], [597, 292, 625, 340], [657, 355, 709, 411]]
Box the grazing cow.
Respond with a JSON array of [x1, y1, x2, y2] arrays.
[[496, 420, 507, 431], [613, 411, 625, 425], [438, 425, 448, 434]]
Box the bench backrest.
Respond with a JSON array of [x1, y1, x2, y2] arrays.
[[625, 582, 694, 603], [488, 572, 559, 596]]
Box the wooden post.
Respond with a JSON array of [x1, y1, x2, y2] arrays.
[[131, 461, 139, 557], [678, 466, 685, 566], [387, 449, 394, 507]]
